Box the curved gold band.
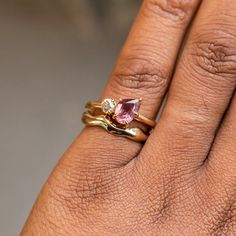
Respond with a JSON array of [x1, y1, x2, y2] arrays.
[[82, 112, 148, 142], [86, 101, 156, 128]]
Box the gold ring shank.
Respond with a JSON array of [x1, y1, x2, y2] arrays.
[[82, 112, 148, 142], [86, 101, 156, 128]]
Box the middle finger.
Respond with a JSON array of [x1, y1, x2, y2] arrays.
[[140, 0, 236, 175]]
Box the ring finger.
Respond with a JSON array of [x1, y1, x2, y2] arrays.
[[79, 0, 201, 166]]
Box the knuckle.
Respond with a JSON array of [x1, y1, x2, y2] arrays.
[[207, 201, 236, 235], [189, 29, 236, 84], [146, 190, 173, 224], [132, 167, 178, 224], [135, 186, 174, 225], [199, 182, 236, 235], [145, 0, 195, 24], [49, 167, 120, 214], [112, 56, 168, 96]]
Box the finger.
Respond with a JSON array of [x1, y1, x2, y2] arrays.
[[140, 0, 236, 173], [79, 0, 201, 166], [196, 93, 236, 235], [204, 92, 236, 191]]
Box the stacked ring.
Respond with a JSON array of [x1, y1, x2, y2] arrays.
[[82, 98, 156, 142]]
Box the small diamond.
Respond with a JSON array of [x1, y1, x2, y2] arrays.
[[101, 98, 116, 114]]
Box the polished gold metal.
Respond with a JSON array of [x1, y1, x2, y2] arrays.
[[85, 101, 156, 128], [82, 112, 148, 142]]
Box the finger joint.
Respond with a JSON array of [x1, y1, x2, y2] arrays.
[[112, 57, 169, 97], [145, 0, 196, 24], [190, 30, 236, 85]]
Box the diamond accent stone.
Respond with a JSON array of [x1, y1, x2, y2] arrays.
[[101, 98, 116, 114], [114, 99, 140, 125]]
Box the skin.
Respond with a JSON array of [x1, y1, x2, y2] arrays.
[[22, 0, 236, 235]]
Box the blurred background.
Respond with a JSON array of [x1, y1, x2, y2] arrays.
[[0, 1, 141, 235]]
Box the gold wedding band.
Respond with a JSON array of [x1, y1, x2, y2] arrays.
[[82, 112, 148, 142]]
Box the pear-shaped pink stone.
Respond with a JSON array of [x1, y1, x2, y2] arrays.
[[115, 99, 140, 124]]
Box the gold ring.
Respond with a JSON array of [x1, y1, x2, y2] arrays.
[[85, 98, 156, 128], [82, 112, 148, 142]]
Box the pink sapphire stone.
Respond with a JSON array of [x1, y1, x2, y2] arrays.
[[114, 99, 140, 125]]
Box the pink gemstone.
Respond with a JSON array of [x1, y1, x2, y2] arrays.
[[115, 99, 140, 124]]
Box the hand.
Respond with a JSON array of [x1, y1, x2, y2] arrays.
[[22, 0, 236, 235]]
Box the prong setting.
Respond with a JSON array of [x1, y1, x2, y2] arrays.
[[134, 111, 139, 118], [101, 98, 116, 114]]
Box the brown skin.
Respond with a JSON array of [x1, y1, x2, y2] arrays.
[[22, 0, 236, 235]]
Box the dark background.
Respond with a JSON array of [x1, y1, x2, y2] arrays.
[[0, 1, 141, 235]]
